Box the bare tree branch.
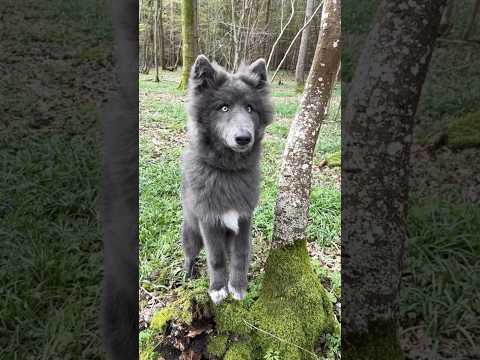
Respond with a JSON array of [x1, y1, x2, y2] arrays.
[[271, 1, 324, 82], [266, 0, 296, 70]]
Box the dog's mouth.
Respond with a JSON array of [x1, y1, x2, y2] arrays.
[[231, 145, 251, 153]]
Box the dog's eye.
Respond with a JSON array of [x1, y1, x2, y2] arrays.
[[246, 105, 253, 113], [220, 105, 230, 112]]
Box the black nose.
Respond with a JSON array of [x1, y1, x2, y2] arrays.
[[235, 135, 252, 146]]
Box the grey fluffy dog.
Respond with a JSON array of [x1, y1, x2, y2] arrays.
[[181, 55, 273, 304]]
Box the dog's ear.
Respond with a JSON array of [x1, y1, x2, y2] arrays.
[[249, 58, 267, 83], [190, 55, 216, 88]]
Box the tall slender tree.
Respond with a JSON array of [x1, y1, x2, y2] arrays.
[[342, 1, 447, 359], [250, 0, 341, 357], [159, 0, 165, 70], [272, 0, 339, 249], [154, 0, 160, 82], [295, 0, 315, 90], [178, 0, 195, 89]]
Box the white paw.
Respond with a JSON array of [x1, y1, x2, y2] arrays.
[[208, 287, 228, 304], [228, 282, 246, 301]]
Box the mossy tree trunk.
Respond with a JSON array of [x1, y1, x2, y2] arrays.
[[178, 0, 196, 89], [248, 0, 341, 358], [342, 1, 447, 359]]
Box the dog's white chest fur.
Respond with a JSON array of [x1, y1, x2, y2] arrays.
[[222, 210, 239, 234]]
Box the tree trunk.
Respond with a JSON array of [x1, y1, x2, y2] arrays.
[[154, 0, 159, 82], [464, 0, 480, 40], [170, 0, 175, 66], [192, 0, 200, 56], [159, 0, 165, 70], [178, 0, 195, 89], [295, 0, 315, 90], [272, 1, 339, 249], [247, 1, 341, 357], [265, 0, 271, 27], [438, 0, 453, 35], [342, 1, 447, 359], [231, 0, 240, 70]]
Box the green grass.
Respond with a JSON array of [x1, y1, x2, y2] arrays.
[[401, 196, 480, 347], [1, 0, 111, 357], [139, 70, 341, 358]]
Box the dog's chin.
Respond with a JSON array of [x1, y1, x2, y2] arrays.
[[230, 144, 252, 153]]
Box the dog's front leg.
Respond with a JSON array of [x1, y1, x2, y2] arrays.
[[227, 217, 252, 301], [199, 221, 229, 304]]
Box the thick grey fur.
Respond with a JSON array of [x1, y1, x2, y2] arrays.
[[181, 55, 273, 304]]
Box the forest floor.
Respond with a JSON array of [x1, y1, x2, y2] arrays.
[[399, 43, 480, 359], [1, 0, 112, 358], [139, 70, 342, 359]]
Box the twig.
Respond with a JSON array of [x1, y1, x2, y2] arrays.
[[266, 0, 296, 70], [140, 286, 162, 303], [271, 1, 324, 82], [242, 319, 320, 359]]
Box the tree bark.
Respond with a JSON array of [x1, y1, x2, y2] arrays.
[[169, 0, 175, 66], [154, 0, 160, 82], [295, 0, 315, 89], [159, 0, 165, 70], [231, 0, 240, 70], [272, 0, 340, 249], [342, 1, 447, 359], [247, 3, 340, 357], [178, 0, 195, 89], [464, 0, 480, 40], [438, 0, 453, 36], [192, 0, 200, 55]]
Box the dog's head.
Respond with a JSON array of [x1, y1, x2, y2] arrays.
[[187, 55, 273, 153]]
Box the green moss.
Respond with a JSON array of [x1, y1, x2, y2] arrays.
[[249, 240, 335, 359], [326, 151, 341, 167], [146, 243, 334, 360], [150, 306, 175, 332], [224, 341, 253, 360], [214, 300, 252, 336], [447, 112, 480, 149], [343, 320, 403, 360], [139, 330, 156, 360], [211, 241, 335, 359], [150, 279, 211, 334], [139, 347, 155, 360], [207, 334, 229, 358]]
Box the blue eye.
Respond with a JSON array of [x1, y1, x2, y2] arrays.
[[220, 105, 230, 112], [246, 105, 253, 113]]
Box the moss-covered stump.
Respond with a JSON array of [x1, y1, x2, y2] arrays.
[[250, 240, 336, 359], [213, 240, 336, 359], [207, 334, 229, 358], [343, 320, 403, 360], [144, 242, 336, 359], [447, 112, 480, 150], [224, 340, 253, 360]]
